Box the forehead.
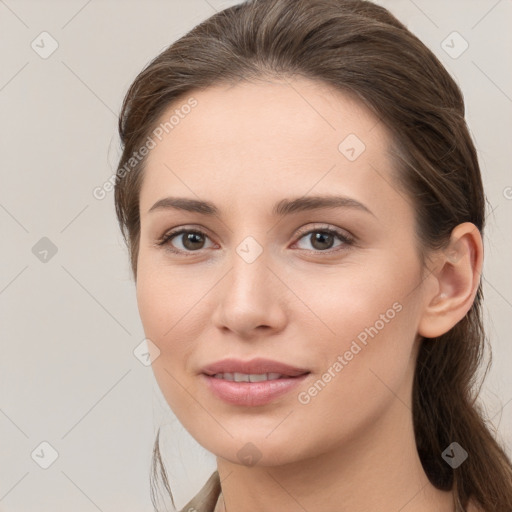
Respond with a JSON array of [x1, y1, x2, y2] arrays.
[[139, 78, 402, 220], [148, 77, 388, 153]]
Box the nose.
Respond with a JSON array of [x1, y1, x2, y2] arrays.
[[211, 250, 288, 339]]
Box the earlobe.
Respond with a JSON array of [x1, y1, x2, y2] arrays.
[[417, 222, 483, 339]]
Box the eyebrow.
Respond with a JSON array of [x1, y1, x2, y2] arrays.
[[148, 195, 375, 217]]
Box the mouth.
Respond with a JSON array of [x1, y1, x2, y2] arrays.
[[201, 357, 310, 378], [206, 371, 309, 382], [201, 369, 310, 407], [200, 357, 311, 406]]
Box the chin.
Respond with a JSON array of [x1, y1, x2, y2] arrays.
[[202, 432, 308, 468]]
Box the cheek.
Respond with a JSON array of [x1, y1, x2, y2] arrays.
[[291, 257, 421, 410], [135, 246, 197, 338], [287, 290, 419, 458], [136, 275, 194, 419], [135, 265, 188, 382], [135, 262, 210, 411], [136, 275, 170, 341], [291, 252, 418, 349]]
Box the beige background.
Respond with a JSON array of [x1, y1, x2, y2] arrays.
[[0, 0, 511, 510]]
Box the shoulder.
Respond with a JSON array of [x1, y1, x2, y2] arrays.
[[179, 470, 221, 512]]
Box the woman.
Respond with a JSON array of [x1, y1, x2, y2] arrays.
[[114, 0, 512, 510]]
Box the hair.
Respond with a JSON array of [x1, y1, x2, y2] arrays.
[[113, 0, 512, 510]]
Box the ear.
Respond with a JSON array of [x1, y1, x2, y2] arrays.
[[417, 222, 483, 339]]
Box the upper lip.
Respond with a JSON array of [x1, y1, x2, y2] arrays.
[[201, 358, 310, 377]]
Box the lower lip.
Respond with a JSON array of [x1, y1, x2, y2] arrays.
[[201, 373, 310, 406]]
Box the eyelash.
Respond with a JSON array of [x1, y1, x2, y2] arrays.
[[156, 224, 355, 257]]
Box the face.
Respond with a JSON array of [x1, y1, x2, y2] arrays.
[[136, 78, 430, 466]]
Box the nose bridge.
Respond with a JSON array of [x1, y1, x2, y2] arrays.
[[226, 239, 272, 304], [212, 236, 287, 335]]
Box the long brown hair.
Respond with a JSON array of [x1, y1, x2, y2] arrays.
[[114, 1, 512, 510]]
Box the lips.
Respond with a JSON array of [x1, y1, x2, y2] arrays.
[[201, 357, 310, 378]]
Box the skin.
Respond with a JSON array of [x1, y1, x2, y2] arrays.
[[135, 78, 483, 512]]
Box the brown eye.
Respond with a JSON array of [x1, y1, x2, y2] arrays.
[[157, 225, 354, 256], [294, 227, 353, 253], [159, 229, 213, 254], [180, 231, 206, 250], [309, 232, 336, 250]]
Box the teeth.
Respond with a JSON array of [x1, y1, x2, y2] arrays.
[[213, 372, 285, 382]]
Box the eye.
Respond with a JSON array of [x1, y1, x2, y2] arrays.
[[293, 225, 354, 253], [157, 228, 214, 255], [156, 224, 354, 256]]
